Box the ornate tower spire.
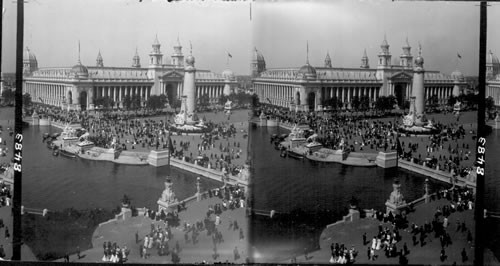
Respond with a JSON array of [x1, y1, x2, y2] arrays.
[[172, 36, 184, 68], [324, 51, 332, 68], [149, 35, 163, 66], [378, 34, 391, 68], [77, 40, 82, 65], [132, 47, 141, 68], [96, 50, 104, 67], [306, 41, 310, 65], [361, 49, 369, 69], [400, 36, 413, 69]]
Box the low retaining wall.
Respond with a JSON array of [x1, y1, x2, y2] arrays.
[[398, 159, 475, 191], [169, 157, 248, 187]]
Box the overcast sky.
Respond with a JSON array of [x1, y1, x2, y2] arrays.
[[253, 0, 500, 77], [2, 0, 252, 75], [2, 0, 500, 77]]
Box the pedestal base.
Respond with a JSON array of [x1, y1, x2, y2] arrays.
[[157, 199, 179, 213], [148, 150, 171, 167], [376, 152, 398, 168], [385, 201, 406, 215]]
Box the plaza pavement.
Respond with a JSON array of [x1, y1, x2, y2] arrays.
[[293, 198, 476, 265], [55, 196, 248, 264]]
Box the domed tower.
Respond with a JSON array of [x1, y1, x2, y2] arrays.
[[96, 50, 104, 67], [411, 43, 426, 125], [72, 42, 88, 79], [486, 50, 500, 79], [149, 34, 163, 67], [360, 49, 369, 69], [23, 47, 38, 75], [297, 42, 317, 80], [400, 37, 413, 69], [251, 47, 266, 77], [132, 47, 141, 68], [171, 37, 184, 68], [183, 46, 197, 123], [324, 51, 332, 68]]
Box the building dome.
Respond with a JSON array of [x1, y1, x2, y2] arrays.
[[487, 50, 500, 65], [253, 48, 265, 62], [185, 54, 195, 66], [23, 47, 37, 63], [72, 63, 89, 78], [222, 69, 235, 80], [451, 69, 465, 82], [298, 63, 317, 79]]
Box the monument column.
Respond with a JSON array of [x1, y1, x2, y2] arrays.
[[183, 51, 197, 123], [412, 44, 426, 121]]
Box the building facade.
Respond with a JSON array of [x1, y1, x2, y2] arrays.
[[22, 37, 238, 111], [486, 50, 500, 108], [252, 37, 467, 112]]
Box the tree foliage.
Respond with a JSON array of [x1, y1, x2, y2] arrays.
[[1, 88, 15, 104]]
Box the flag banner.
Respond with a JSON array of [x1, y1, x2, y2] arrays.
[[228, 52, 232, 58], [457, 53, 462, 59]]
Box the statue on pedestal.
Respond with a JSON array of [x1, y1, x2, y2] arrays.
[[161, 178, 177, 204], [385, 178, 406, 214], [388, 178, 405, 206]]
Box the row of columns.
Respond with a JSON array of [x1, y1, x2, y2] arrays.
[[197, 85, 224, 103], [487, 85, 500, 106], [23, 82, 67, 106], [93, 85, 151, 106], [320, 86, 380, 104], [254, 83, 296, 107], [254, 82, 382, 109], [424, 86, 453, 104]]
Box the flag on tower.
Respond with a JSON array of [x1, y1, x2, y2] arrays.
[[457, 53, 462, 59], [227, 52, 232, 58]]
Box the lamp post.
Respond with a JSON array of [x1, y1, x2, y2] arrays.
[[196, 177, 201, 201], [424, 178, 430, 203]]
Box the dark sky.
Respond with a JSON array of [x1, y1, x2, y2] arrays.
[[2, 0, 500, 76]]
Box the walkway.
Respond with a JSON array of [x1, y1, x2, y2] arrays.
[[55, 196, 248, 263], [293, 198, 475, 265]]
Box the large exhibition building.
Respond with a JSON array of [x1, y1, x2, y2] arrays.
[[22, 36, 237, 111], [252, 37, 469, 112]]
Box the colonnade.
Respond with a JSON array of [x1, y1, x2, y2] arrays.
[[319, 86, 380, 105], [196, 85, 224, 103], [23, 82, 67, 106], [92, 85, 151, 106], [254, 82, 382, 109], [424, 86, 454, 104], [487, 84, 500, 106], [23, 82, 153, 109]]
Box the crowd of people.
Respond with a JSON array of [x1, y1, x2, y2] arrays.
[[0, 183, 11, 207], [353, 185, 476, 264], [101, 241, 130, 263], [259, 106, 399, 153], [329, 242, 358, 264], [30, 104, 248, 181], [399, 123, 475, 178], [135, 183, 246, 263], [259, 105, 476, 181]]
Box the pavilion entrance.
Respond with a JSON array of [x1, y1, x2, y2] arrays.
[[394, 83, 408, 109], [307, 92, 316, 112], [79, 91, 88, 111]]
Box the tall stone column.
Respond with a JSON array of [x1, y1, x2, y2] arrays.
[[183, 54, 197, 123], [412, 45, 426, 124]]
